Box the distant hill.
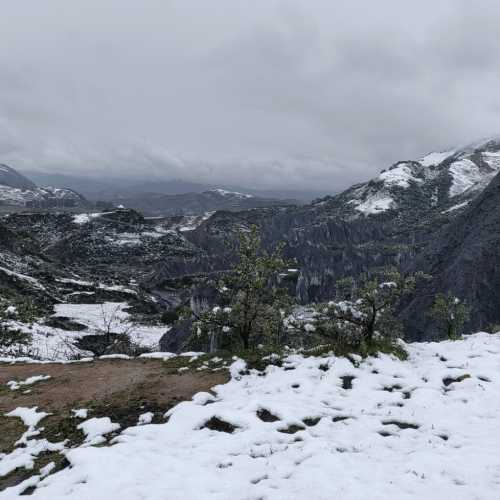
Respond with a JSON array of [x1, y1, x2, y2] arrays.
[[110, 188, 298, 216], [26, 172, 329, 203], [0, 164, 87, 209]]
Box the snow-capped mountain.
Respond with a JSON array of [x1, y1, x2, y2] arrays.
[[327, 136, 500, 216], [0, 164, 87, 208]]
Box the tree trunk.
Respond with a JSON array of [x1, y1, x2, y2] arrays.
[[365, 303, 377, 345], [241, 332, 249, 350]]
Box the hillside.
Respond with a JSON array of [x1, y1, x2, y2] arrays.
[[0, 165, 87, 209]]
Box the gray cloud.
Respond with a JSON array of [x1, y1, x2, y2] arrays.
[[1, 0, 500, 191]]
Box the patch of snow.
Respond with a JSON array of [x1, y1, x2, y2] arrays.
[[0, 438, 64, 479], [229, 358, 247, 379], [353, 194, 394, 215], [442, 201, 471, 213], [192, 392, 216, 406], [419, 150, 455, 167], [178, 351, 204, 357], [56, 278, 93, 287], [72, 409, 89, 419], [98, 284, 138, 295], [210, 188, 254, 199], [72, 212, 109, 225], [448, 159, 493, 197], [5, 305, 17, 316], [99, 354, 131, 360], [177, 211, 214, 232], [3, 302, 167, 361], [137, 412, 154, 425], [39, 462, 56, 478], [482, 151, 500, 172], [6, 407, 49, 428], [52, 302, 166, 350], [77, 417, 120, 446], [378, 163, 422, 188], [7, 375, 51, 391], [139, 352, 177, 360]]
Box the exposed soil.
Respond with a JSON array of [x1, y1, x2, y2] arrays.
[[0, 358, 228, 416], [0, 358, 229, 491]]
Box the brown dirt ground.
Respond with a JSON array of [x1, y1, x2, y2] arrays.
[[0, 358, 229, 491], [0, 358, 228, 415]]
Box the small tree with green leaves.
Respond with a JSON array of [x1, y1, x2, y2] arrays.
[[429, 293, 470, 340], [314, 269, 422, 350], [192, 226, 291, 351]]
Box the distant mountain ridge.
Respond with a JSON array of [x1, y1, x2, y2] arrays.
[[26, 171, 330, 202], [110, 188, 298, 216], [0, 164, 87, 209]]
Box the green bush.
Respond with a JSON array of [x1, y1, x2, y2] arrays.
[[191, 226, 292, 352]]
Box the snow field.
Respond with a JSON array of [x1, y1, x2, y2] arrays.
[[2, 332, 500, 499]]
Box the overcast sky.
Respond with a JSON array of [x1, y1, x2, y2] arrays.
[[1, 0, 500, 191]]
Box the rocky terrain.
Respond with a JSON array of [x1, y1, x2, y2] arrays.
[[1, 137, 500, 348], [171, 137, 500, 339]]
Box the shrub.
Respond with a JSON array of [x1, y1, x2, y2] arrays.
[[429, 293, 470, 340], [313, 269, 423, 351], [191, 226, 292, 351]]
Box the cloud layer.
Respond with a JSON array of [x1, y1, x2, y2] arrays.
[[1, 0, 500, 190]]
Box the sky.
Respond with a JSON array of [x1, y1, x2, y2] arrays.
[[1, 0, 500, 191]]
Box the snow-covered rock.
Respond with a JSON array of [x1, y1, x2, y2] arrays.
[[333, 137, 500, 217], [0, 164, 86, 208]]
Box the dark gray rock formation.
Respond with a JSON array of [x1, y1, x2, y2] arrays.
[[402, 169, 500, 339]]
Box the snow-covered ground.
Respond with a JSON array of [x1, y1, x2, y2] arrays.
[[351, 192, 395, 215], [4, 302, 167, 360], [2, 332, 500, 499], [378, 163, 423, 188]]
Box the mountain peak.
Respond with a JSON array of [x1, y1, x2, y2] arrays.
[[329, 136, 500, 218]]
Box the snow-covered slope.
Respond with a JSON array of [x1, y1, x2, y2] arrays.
[[208, 188, 254, 199], [3, 332, 500, 499], [0, 164, 86, 208], [334, 137, 500, 217]]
